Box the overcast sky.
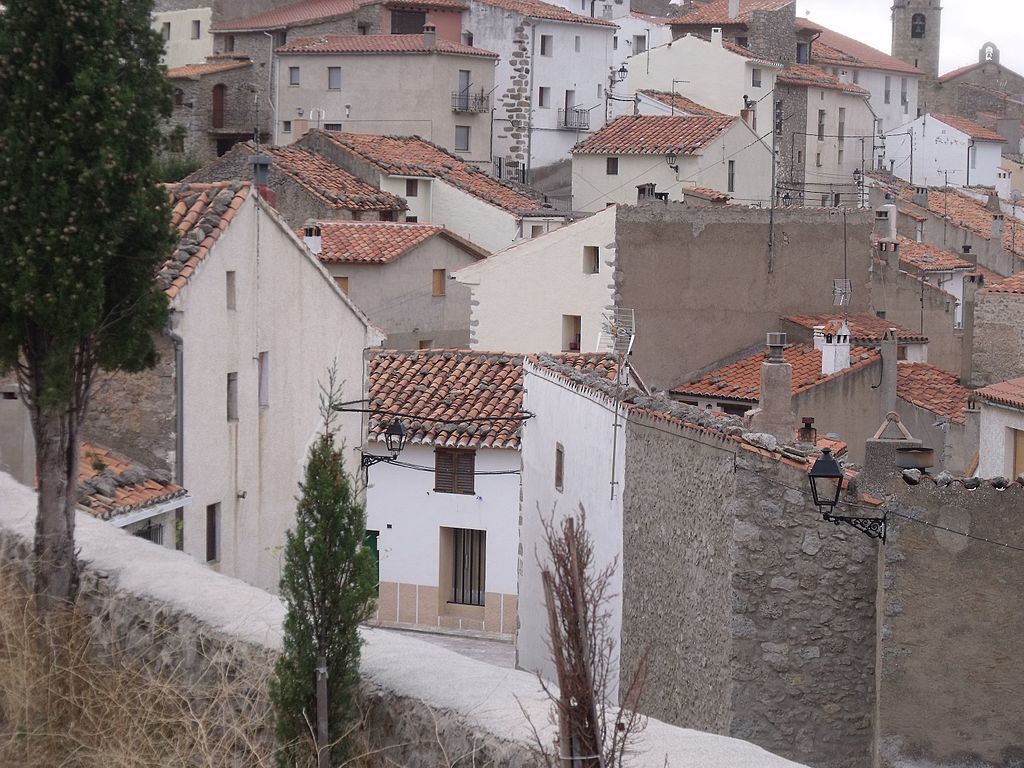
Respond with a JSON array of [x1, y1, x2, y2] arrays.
[[796, 0, 1024, 76]]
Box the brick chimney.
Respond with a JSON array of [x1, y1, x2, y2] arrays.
[[814, 321, 851, 375], [303, 222, 323, 255], [745, 332, 797, 443], [423, 24, 437, 48]]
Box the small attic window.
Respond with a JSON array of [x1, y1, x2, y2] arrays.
[[911, 13, 926, 39], [304, 224, 321, 238]]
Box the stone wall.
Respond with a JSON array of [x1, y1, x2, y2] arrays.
[[81, 332, 177, 475], [747, 5, 796, 65], [621, 413, 877, 768], [775, 84, 808, 203], [860, 449, 1024, 768], [971, 289, 1024, 388], [0, 473, 812, 768]]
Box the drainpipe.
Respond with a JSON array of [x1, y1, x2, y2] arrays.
[[526, 26, 536, 182], [966, 138, 975, 186]]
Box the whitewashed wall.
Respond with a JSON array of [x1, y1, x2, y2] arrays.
[[154, 8, 214, 68], [886, 114, 1005, 188], [977, 402, 1024, 478]]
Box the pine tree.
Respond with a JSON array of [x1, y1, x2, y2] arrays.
[[0, 0, 173, 615], [271, 388, 378, 767]]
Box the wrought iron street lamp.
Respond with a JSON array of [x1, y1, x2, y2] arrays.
[[361, 418, 407, 470], [808, 447, 886, 541]]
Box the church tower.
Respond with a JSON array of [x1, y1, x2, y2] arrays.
[[891, 0, 942, 79]]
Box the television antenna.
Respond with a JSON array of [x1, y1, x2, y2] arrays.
[[832, 278, 852, 307]]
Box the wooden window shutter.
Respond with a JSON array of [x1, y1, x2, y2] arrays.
[[455, 451, 475, 494], [435, 449, 455, 492]]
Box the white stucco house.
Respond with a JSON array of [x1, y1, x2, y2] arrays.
[[467, 0, 617, 173], [454, 205, 618, 352], [153, 6, 214, 68], [885, 113, 1006, 189], [896, 236, 975, 327], [297, 129, 571, 253], [975, 377, 1024, 480], [571, 114, 772, 210]]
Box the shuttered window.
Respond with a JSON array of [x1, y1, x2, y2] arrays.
[[435, 449, 475, 494], [451, 528, 485, 606]]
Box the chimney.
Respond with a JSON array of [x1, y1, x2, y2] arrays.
[[423, 24, 437, 48], [992, 212, 1004, 242], [873, 204, 898, 241], [880, 328, 898, 417], [710, 26, 723, 46], [960, 272, 982, 386], [0, 384, 35, 488], [727, 0, 740, 20], [745, 332, 797, 443], [912, 186, 928, 208], [303, 222, 323, 255], [636, 182, 657, 203], [819, 321, 851, 376], [985, 193, 1002, 214]]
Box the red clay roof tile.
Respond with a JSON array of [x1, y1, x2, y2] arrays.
[[976, 376, 1024, 412], [78, 443, 187, 521], [667, 0, 792, 26], [777, 63, 869, 95], [476, 0, 617, 26], [783, 313, 928, 343], [932, 114, 1006, 143], [213, 0, 465, 32], [982, 272, 1024, 295], [638, 90, 729, 117], [896, 236, 975, 272], [896, 363, 969, 424], [307, 221, 487, 263], [795, 18, 922, 76], [166, 58, 253, 79], [572, 114, 736, 155], [278, 34, 497, 56]]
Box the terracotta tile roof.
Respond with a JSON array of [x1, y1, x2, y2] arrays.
[[896, 236, 974, 272], [166, 57, 253, 79], [629, 10, 670, 24], [782, 313, 928, 343], [777, 63, 869, 95], [278, 34, 497, 57], [795, 18, 922, 75], [213, 0, 466, 32], [312, 130, 549, 214], [475, 0, 617, 26], [918, 188, 1024, 258], [672, 343, 880, 402], [367, 350, 619, 449], [307, 221, 488, 263], [931, 114, 1006, 143], [718, 39, 782, 67], [896, 363, 970, 424], [159, 182, 251, 299], [78, 443, 187, 521], [667, 0, 792, 26], [982, 272, 1024, 295], [976, 376, 1024, 412], [683, 186, 731, 202], [572, 114, 736, 155], [238, 142, 405, 211], [638, 90, 729, 117]]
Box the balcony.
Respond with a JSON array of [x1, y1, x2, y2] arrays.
[[451, 90, 489, 113], [558, 107, 590, 131], [493, 156, 527, 184]]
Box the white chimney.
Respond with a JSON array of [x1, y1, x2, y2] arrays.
[[873, 204, 898, 241], [820, 321, 851, 376], [728, 0, 740, 20], [710, 27, 723, 46], [992, 212, 1004, 242], [812, 325, 826, 353], [303, 223, 322, 255], [423, 24, 437, 48]]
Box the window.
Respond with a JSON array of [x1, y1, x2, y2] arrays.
[[796, 42, 808, 63], [531, 224, 544, 238], [432, 268, 447, 296], [562, 314, 581, 352], [817, 109, 826, 140], [405, 215, 418, 223], [911, 13, 925, 39], [206, 503, 220, 562], [884, 75, 891, 104], [606, 156, 618, 175], [391, 9, 426, 33], [838, 147, 844, 164], [334, 276, 349, 293], [727, 160, 735, 193], [226, 372, 238, 421], [449, 527, 485, 606], [583, 245, 599, 274], [538, 86, 550, 108], [323, 122, 343, 131], [1014, 429, 1024, 478], [357, 23, 370, 34], [258, 352, 269, 407], [175, 507, 184, 550], [328, 66, 342, 90], [288, 66, 300, 86], [161, 22, 171, 41], [751, 67, 762, 88], [540, 35, 553, 56], [435, 449, 475, 494], [406, 178, 418, 197], [133, 521, 163, 546], [191, 19, 201, 39], [224, 34, 235, 52], [797, 150, 803, 164], [633, 34, 647, 54], [612, 36, 618, 50], [226, 271, 236, 310], [836, 107, 845, 142], [418, 339, 433, 349], [852, 69, 859, 84], [282, 120, 292, 133], [597, 84, 602, 99], [736, 36, 748, 48], [575, 35, 581, 53], [554, 443, 564, 491], [212, 83, 225, 129], [273, 31, 286, 47], [815, 152, 822, 167], [454, 125, 470, 151]]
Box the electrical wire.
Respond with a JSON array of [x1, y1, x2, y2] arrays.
[[337, 406, 535, 424], [370, 454, 522, 476]]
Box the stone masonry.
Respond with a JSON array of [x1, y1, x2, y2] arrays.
[[971, 287, 1024, 388]]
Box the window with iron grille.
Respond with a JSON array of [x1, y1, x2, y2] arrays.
[[435, 449, 475, 494], [449, 528, 485, 606]]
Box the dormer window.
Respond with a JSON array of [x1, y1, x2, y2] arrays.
[[911, 13, 926, 39]]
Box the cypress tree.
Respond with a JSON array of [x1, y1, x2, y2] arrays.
[[0, 0, 173, 614], [271, 398, 378, 766]]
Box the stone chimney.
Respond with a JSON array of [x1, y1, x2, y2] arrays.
[[0, 384, 35, 488], [880, 328, 898, 417], [745, 332, 797, 443], [710, 27, 723, 46], [960, 272, 982, 386], [992, 212, 1004, 242], [728, 0, 740, 20], [303, 222, 322, 255], [423, 24, 437, 48], [816, 321, 851, 376], [912, 186, 928, 208]]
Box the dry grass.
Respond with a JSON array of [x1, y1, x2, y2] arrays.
[[0, 566, 280, 767]]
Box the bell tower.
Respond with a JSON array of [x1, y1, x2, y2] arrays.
[[891, 0, 941, 79]]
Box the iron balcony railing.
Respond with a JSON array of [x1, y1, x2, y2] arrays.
[[558, 107, 590, 131], [451, 90, 489, 113], [493, 156, 528, 184]]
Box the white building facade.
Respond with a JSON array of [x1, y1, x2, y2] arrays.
[[885, 113, 1006, 189], [153, 7, 214, 68], [976, 381, 1024, 480]]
